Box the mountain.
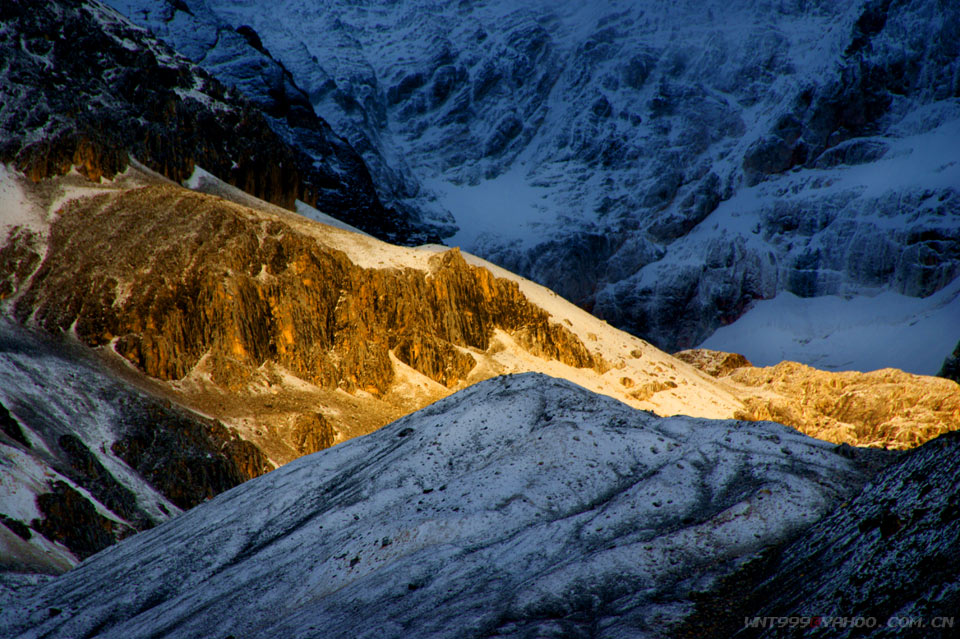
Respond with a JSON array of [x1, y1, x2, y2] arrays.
[[0, 0, 437, 244], [102, 0, 960, 372], [1, 0, 959, 630], [0, 374, 896, 638], [0, 158, 743, 463]]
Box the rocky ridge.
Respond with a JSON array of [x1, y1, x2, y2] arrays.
[[679, 429, 960, 638], [2, 165, 749, 465], [0, 319, 269, 574], [0, 374, 894, 639], [0, 0, 430, 244], [677, 348, 960, 450]]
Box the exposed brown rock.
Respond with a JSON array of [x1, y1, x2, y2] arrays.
[[393, 331, 476, 387], [31, 481, 132, 561], [673, 348, 753, 377], [629, 380, 678, 402], [292, 413, 337, 456], [110, 402, 271, 510], [6, 185, 602, 460], [727, 361, 960, 449]]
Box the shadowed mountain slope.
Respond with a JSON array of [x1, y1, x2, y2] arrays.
[[0, 0, 433, 243]]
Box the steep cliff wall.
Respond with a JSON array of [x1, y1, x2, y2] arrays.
[[3, 178, 623, 461], [12, 185, 598, 393]]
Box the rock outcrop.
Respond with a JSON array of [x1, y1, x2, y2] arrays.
[[0, 320, 270, 573], [12, 185, 598, 393], [3, 177, 624, 462], [939, 340, 960, 383], [0, 0, 433, 244], [678, 348, 960, 449], [111, 0, 960, 360], [674, 348, 753, 378]]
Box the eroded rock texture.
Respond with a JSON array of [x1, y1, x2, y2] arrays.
[[681, 430, 960, 639], [111, 0, 960, 355], [0, 321, 271, 572], [674, 348, 753, 378], [10, 185, 599, 400], [678, 349, 960, 449]]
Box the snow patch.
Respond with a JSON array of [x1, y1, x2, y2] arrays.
[[702, 278, 960, 374]]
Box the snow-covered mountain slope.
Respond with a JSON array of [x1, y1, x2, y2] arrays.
[[107, 0, 960, 369], [0, 0, 431, 244], [0, 319, 268, 575], [681, 430, 960, 639], [0, 373, 893, 639], [103, 0, 457, 241], [700, 278, 960, 374]]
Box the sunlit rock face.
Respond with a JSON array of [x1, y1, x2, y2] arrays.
[[0, 321, 269, 574], [0, 374, 893, 639], [677, 348, 960, 450], [0, 0, 436, 244], [106, 0, 960, 361], [2, 180, 609, 462], [11, 186, 597, 388]]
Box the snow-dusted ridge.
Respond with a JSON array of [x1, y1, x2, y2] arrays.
[[0, 373, 888, 638]]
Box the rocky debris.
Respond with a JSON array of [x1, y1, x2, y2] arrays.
[[674, 348, 753, 378], [728, 362, 960, 450], [291, 413, 336, 456], [938, 340, 960, 383], [680, 430, 960, 639], [0, 320, 271, 573], [9, 185, 600, 399], [0, 374, 892, 639], [393, 331, 477, 388], [0, 0, 431, 244]]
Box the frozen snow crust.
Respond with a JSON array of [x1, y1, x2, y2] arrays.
[[1, 373, 885, 638], [106, 0, 960, 367]]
